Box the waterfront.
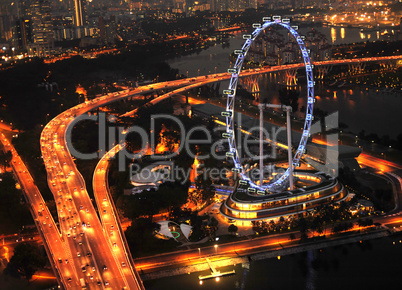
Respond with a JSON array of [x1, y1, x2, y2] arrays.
[[168, 26, 402, 138], [144, 235, 402, 290], [168, 26, 390, 78]]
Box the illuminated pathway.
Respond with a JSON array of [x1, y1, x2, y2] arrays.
[[92, 144, 143, 287], [0, 133, 78, 289]]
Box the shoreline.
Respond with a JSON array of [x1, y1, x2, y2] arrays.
[[139, 228, 390, 281]]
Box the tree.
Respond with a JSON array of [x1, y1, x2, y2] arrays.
[[0, 150, 12, 171], [228, 224, 238, 235], [4, 243, 46, 281], [0, 173, 32, 234], [297, 216, 309, 241]]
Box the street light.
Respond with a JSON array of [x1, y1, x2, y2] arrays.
[[198, 248, 201, 256], [214, 244, 218, 254]]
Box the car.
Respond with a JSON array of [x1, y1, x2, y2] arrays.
[[81, 266, 86, 272], [87, 222, 90, 227], [77, 252, 81, 257], [104, 281, 109, 286], [113, 242, 117, 247], [96, 282, 101, 286], [58, 258, 62, 264], [87, 252, 91, 257], [65, 259, 68, 264], [102, 265, 107, 271], [92, 267, 96, 272], [85, 208, 89, 213], [67, 278, 72, 282], [121, 262, 126, 267], [90, 276, 93, 280]]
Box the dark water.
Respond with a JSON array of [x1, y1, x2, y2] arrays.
[[258, 79, 402, 138], [168, 27, 402, 138], [167, 26, 390, 78], [144, 235, 402, 290]]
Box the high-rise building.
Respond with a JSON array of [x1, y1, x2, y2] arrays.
[[15, 18, 32, 49], [73, 0, 87, 27], [98, 15, 117, 44], [211, 0, 257, 12], [0, 14, 13, 42], [249, 0, 257, 9], [29, 0, 54, 52]]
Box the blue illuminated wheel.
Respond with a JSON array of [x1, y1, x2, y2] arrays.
[[222, 16, 315, 193]]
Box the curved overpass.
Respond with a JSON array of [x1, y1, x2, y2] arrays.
[[36, 54, 401, 288]]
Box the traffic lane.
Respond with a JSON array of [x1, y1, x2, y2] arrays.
[[93, 168, 136, 286], [42, 123, 127, 286]]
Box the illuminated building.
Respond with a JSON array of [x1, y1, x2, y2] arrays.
[[98, 15, 117, 44], [73, 0, 87, 27], [0, 15, 13, 42], [28, 0, 53, 55], [15, 18, 32, 49], [220, 172, 350, 226]]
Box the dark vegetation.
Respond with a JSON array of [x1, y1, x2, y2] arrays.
[[117, 181, 189, 219], [4, 243, 46, 281], [125, 218, 177, 258], [0, 173, 32, 234]]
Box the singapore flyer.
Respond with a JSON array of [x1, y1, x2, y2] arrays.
[[223, 16, 315, 193]]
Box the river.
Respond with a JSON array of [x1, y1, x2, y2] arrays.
[[168, 26, 402, 138], [144, 235, 402, 290]]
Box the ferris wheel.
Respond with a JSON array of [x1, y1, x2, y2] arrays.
[[222, 16, 315, 193]]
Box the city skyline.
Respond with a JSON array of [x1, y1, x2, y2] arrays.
[[0, 1, 402, 289]]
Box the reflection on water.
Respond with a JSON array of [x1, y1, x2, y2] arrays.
[[167, 26, 401, 138], [144, 236, 402, 290], [306, 250, 316, 290], [331, 27, 336, 43], [258, 78, 401, 138]]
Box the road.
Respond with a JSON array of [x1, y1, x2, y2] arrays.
[[38, 77, 213, 288], [0, 133, 79, 289], [41, 100, 146, 288], [357, 153, 402, 173], [92, 144, 143, 287], [2, 54, 401, 288]]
